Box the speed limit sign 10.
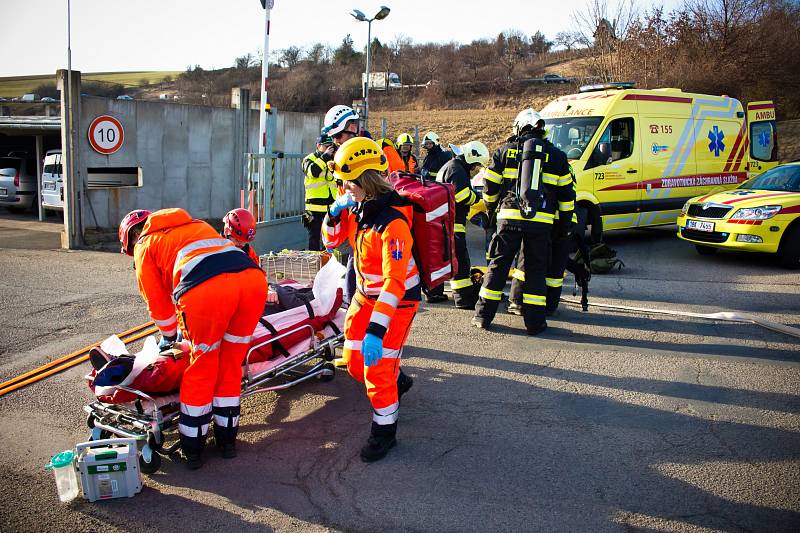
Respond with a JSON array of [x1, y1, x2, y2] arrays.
[[88, 115, 124, 155]]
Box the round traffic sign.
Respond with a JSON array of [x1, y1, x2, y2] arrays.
[[88, 115, 124, 155]]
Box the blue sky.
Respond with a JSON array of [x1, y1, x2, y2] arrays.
[[1, 0, 682, 77]]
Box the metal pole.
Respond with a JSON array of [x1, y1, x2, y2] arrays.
[[364, 19, 372, 127], [258, 4, 272, 155], [35, 135, 43, 221]]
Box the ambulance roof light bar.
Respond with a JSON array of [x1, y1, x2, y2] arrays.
[[578, 81, 636, 93]]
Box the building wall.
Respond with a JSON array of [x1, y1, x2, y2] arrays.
[[78, 96, 322, 253]]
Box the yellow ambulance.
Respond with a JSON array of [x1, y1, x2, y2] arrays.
[[539, 83, 779, 239]]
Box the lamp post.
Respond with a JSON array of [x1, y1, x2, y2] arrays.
[[350, 5, 390, 128]]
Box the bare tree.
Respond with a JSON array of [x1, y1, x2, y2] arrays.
[[554, 31, 581, 51], [572, 0, 638, 81], [497, 29, 528, 81]]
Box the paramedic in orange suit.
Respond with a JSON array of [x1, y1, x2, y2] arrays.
[[119, 208, 268, 469], [322, 137, 419, 462], [222, 208, 259, 264]]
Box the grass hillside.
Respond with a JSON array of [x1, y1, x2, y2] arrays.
[[0, 71, 182, 97]]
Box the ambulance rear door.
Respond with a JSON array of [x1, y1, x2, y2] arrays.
[[638, 115, 698, 226], [747, 101, 779, 176], [585, 115, 642, 230]]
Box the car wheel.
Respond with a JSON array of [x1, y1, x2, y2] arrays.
[[777, 225, 800, 269], [695, 244, 718, 256], [7, 206, 26, 214]]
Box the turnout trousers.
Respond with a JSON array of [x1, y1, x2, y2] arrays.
[[475, 222, 550, 331], [175, 268, 268, 455], [343, 292, 419, 427], [510, 230, 570, 313], [449, 232, 476, 309]]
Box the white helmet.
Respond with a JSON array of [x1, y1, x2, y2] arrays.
[[322, 105, 360, 136], [422, 132, 440, 145], [461, 140, 490, 167], [513, 108, 544, 136]]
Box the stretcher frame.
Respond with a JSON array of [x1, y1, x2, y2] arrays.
[[83, 322, 344, 473]]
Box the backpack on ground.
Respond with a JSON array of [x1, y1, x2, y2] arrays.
[[575, 242, 625, 274], [388, 171, 457, 292]]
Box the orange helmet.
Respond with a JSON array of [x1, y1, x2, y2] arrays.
[[118, 209, 151, 256], [223, 208, 256, 242]]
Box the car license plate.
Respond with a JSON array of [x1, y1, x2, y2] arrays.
[[686, 219, 715, 232], [0, 187, 6, 196], [44, 182, 56, 190]]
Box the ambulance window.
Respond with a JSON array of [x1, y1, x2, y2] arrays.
[[750, 121, 777, 162], [588, 118, 634, 168], [543, 116, 603, 160]]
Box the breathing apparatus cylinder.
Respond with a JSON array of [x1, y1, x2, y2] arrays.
[[517, 137, 546, 219]]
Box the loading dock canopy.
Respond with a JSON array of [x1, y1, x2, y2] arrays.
[[0, 116, 61, 135]]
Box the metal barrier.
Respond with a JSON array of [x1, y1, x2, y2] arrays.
[[243, 152, 305, 222]]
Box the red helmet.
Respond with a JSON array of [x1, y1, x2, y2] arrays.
[[223, 208, 256, 242], [118, 209, 151, 256]]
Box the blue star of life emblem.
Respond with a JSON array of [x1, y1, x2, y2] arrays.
[[708, 126, 725, 157]]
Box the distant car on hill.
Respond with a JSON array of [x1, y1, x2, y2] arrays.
[[543, 74, 571, 84]]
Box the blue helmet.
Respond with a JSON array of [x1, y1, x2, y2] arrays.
[[93, 356, 135, 387]]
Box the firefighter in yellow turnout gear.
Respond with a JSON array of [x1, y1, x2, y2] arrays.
[[302, 134, 337, 250], [473, 109, 575, 335]]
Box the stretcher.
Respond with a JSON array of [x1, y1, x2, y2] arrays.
[[83, 258, 347, 474]]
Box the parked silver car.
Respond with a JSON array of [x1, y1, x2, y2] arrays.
[[0, 155, 37, 212]]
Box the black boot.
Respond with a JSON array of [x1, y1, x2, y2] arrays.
[[397, 370, 413, 400], [360, 422, 397, 463]]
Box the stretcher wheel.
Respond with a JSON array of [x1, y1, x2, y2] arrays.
[[318, 362, 335, 382], [139, 449, 162, 474], [86, 413, 96, 429]]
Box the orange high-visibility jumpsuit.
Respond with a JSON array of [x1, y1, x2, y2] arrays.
[[380, 141, 405, 174], [322, 190, 420, 427], [134, 208, 268, 454]]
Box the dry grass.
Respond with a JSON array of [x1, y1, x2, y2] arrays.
[[370, 109, 800, 163], [0, 71, 182, 97]]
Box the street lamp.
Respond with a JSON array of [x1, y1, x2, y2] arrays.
[[350, 5, 390, 127]]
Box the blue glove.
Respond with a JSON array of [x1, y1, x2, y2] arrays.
[[361, 333, 383, 367], [158, 335, 176, 352], [329, 193, 357, 217]]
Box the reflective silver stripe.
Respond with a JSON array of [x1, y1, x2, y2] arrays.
[[430, 264, 452, 282], [511, 268, 525, 281], [175, 238, 232, 264], [546, 277, 564, 288], [542, 174, 558, 185], [557, 175, 573, 186], [523, 294, 546, 306], [179, 423, 209, 436], [213, 415, 240, 427], [407, 256, 417, 272], [370, 311, 392, 328], [382, 347, 401, 359], [344, 339, 362, 351], [377, 291, 399, 308], [479, 287, 503, 300], [454, 223, 466, 233], [450, 278, 473, 290], [178, 247, 241, 284], [158, 326, 178, 337], [485, 169, 503, 184], [373, 401, 399, 424], [181, 403, 212, 416], [483, 191, 499, 202], [212, 396, 240, 408], [559, 201, 575, 211], [223, 332, 251, 344], [305, 182, 329, 189], [361, 284, 383, 296], [455, 187, 471, 202], [154, 316, 177, 327], [361, 271, 384, 282], [194, 340, 221, 355], [405, 273, 421, 288], [426, 202, 449, 221]]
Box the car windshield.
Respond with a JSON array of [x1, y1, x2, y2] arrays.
[[543, 116, 603, 160], [739, 165, 800, 192]]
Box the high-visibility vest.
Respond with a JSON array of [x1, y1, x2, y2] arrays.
[[302, 153, 336, 212]]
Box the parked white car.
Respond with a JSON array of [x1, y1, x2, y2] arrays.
[[41, 149, 64, 211]]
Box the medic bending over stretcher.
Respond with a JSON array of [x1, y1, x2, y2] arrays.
[[119, 208, 268, 469], [323, 137, 419, 462]]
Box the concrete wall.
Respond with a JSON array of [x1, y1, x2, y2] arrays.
[[76, 95, 323, 253]]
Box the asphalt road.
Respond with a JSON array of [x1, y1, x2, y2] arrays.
[[0, 217, 798, 532]]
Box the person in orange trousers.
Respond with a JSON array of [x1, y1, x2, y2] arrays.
[[322, 137, 420, 462], [118, 208, 268, 469]]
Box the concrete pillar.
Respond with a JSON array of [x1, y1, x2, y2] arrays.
[[35, 135, 44, 221], [57, 69, 83, 249], [231, 87, 250, 207]]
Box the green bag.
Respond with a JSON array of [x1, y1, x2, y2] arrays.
[[575, 243, 625, 274]]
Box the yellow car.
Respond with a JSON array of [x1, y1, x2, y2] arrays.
[[677, 162, 800, 268]]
